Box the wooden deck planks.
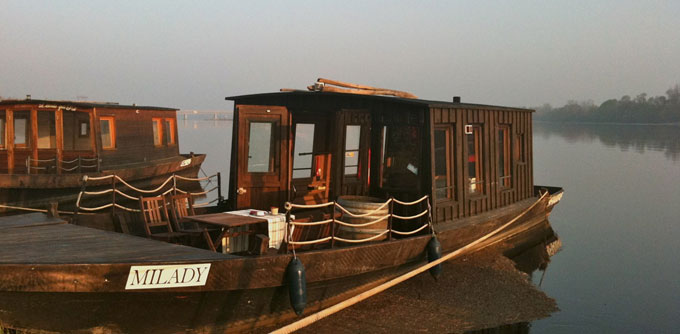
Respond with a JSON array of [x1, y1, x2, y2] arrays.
[[0, 217, 233, 264], [0, 213, 67, 230]]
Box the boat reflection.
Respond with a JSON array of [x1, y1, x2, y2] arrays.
[[534, 122, 680, 161]]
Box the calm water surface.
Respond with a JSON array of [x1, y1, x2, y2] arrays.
[[179, 120, 680, 333]]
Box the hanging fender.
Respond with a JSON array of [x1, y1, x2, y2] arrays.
[[287, 257, 307, 316], [427, 236, 442, 280]]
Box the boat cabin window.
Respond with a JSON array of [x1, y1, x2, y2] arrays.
[[100, 116, 116, 150], [292, 123, 315, 179], [466, 124, 483, 194], [516, 133, 526, 163], [152, 118, 162, 146], [0, 111, 5, 148], [434, 125, 454, 200], [14, 111, 30, 148], [37, 110, 56, 149], [498, 125, 511, 188], [247, 121, 274, 173], [163, 118, 176, 145], [381, 125, 420, 189], [344, 125, 361, 176]]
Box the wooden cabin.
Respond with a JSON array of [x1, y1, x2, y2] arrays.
[[226, 91, 534, 223], [0, 99, 180, 174]]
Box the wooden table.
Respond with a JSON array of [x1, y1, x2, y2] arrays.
[[181, 213, 269, 253]]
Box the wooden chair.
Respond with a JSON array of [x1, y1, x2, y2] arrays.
[[166, 193, 217, 252], [138, 196, 189, 244]]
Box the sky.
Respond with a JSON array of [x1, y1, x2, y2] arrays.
[[1, 1, 679, 111]]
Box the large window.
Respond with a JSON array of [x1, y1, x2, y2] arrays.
[[344, 125, 361, 176], [100, 116, 116, 149], [434, 126, 454, 200], [247, 121, 274, 173], [381, 125, 420, 189], [292, 123, 315, 179], [14, 111, 30, 148], [497, 125, 511, 189], [37, 111, 56, 149], [466, 124, 483, 194]]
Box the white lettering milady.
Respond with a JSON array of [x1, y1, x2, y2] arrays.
[[125, 264, 211, 290]]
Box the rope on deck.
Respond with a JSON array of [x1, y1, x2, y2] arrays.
[[271, 191, 550, 334], [333, 215, 389, 228]]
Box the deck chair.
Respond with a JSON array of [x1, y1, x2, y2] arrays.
[[138, 196, 189, 244], [166, 193, 217, 252]]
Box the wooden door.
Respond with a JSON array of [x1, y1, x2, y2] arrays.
[[336, 110, 371, 196], [234, 105, 290, 210]]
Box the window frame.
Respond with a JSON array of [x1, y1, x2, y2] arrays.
[[466, 124, 484, 196], [434, 124, 455, 202], [99, 116, 116, 150], [152, 118, 163, 147], [292, 122, 316, 180], [497, 125, 512, 189], [343, 124, 361, 177], [163, 118, 176, 146], [13, 110, 31, 149], [246, 120, 276, 174]]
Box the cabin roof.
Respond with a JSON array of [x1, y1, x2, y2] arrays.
[[0, 99, 177, 111], [225, 91, 534, 112]]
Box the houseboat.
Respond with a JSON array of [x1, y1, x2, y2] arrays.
[[0, 98, 205, 213], [0, 85, 563, 333]]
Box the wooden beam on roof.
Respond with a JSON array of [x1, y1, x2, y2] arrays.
[[316, 78, 418, 99], [307, 84, 419, 99]]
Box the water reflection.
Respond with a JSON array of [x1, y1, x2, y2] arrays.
[[534, 122, 680, 161]]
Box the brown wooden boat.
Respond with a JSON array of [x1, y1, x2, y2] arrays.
[[0, 89, 563, 333], [0, 99, 205, 213]]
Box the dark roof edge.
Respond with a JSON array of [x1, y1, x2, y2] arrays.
[[225, 91, 534, 112], [0, 99, 177, 111]]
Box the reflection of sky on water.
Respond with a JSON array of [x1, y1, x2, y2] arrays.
[[534, 122, 680, 162]]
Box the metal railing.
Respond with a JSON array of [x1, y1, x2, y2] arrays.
[[284, 195, 432, 250], [26, 155, 100, 173], [75, 172, 223, 214]]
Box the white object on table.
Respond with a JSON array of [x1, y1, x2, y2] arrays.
[[227, 209, 287, 250]]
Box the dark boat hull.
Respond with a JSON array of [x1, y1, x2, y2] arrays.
[[0, 190, 561, 333]]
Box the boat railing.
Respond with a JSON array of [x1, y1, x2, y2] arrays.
[[74, 172, 223, 215], [26, 155, 101, 174], [284, 195, 432, 250]]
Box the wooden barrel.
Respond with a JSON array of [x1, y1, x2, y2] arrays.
[[336, 196, 389, 242]]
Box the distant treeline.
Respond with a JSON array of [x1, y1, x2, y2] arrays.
[[534, 85, 680, 123]]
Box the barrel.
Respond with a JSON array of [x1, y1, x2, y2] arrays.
[[336, 196, 390, 242]]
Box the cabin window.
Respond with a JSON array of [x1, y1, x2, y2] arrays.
[[466, 124, 483, 194], [37, 111, 56, 149], [292, 123, 315, 179], [13, 111, 30, 148], [497, 125, 511, 189], [434, 126, 454, 200], [0, 111, 5, 148], [247, 121, 274, 173], [516, 133, 526, 162], [152, 118, 162, 146], [100, 116, 116, 150], [381, 125, 420, 189], [344, 125, 361, 176], [163, 118, 176, 145], [78, 120, 89, 137]]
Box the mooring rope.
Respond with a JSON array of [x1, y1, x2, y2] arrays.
[[271, 191, 549, 334]]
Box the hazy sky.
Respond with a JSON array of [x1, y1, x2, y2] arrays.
[[1, 1, 679, 110]]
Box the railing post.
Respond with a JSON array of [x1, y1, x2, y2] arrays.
[[285, 208, 291, 252], [77, 155, 82, 173], [217, 172, 223, 202], [111, 175, 117, 217], [97, 155, 101, 172], [73, 176, 88, 225], [387, 198, 393, 241], [331, 202, 336, 248], [172, 174, 177, 195], [26, 157, 30, 175]]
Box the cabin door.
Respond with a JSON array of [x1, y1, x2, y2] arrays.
[[234, 105, 290, 210]]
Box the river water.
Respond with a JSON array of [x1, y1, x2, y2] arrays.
[[179, 119, 680, 333]]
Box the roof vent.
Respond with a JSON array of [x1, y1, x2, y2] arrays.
[[26, 94, 31, 100], [453, 96, 461, 103]]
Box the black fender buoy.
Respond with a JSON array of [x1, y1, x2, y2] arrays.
[[286, 257, 307, 316], [427, 236, 442, 280]]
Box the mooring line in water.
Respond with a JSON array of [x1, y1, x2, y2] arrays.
[[270, 191, 549, 334]]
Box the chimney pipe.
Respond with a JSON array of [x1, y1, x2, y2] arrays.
[[453, 96, 461, 103], [26, 94, 31, 100]]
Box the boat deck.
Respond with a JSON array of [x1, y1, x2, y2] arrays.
[[0, 213, 234, 264]]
